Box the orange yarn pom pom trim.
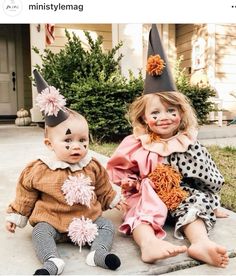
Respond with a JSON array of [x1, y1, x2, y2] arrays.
[[148, 164, 189, 211], [146, 55, 166, 76]]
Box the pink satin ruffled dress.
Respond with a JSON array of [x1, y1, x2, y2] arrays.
[[107, 131, 197, 239], [107, 135, 168, 239]]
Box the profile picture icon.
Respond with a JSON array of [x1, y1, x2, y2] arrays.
[[2, 0, 23, 16]]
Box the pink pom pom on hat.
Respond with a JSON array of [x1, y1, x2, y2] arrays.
[[33, 69, 69, 127], [68, 216, 98, 252]]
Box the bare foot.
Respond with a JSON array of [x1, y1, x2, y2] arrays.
[[214, 208, 229, 218], [140, 239, 187, 263], [188, 240, 229, 268]]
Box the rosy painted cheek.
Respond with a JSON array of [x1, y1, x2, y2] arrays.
[[172, 116, 181, 124], [147, 118, 157, 127]]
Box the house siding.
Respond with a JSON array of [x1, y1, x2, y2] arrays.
[[214, 24, 236, 117], [176, 24, 209, 75], [175, 23, 236, 119], [168, 24, 177, 68], [47, 24, 112, 53], [176, 24, 194, 70], [215, 24, 236, 82]]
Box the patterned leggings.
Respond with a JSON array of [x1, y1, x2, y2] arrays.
[[32, 217, 115, 273]]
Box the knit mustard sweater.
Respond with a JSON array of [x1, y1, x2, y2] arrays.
[[7, 157, 117, 233]]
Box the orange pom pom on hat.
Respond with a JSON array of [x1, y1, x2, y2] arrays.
[[144, 24, 177, 94]]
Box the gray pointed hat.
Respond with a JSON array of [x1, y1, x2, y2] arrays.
[[33, 69, 69, 127], [144, 24, 177, 94]]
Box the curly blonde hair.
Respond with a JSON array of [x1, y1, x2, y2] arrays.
[[128, 91, 198, 135]]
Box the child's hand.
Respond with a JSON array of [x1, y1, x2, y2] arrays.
[[6, 221, 16, 233], [121, 179, 140, 193], [115, 200, 129, 212]]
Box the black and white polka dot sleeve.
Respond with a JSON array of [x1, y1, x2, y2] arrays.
[[169, 141, 224, 193]]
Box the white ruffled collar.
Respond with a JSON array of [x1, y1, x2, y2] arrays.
[[135, 129, 198, 156], [38, 152, 93, 172]]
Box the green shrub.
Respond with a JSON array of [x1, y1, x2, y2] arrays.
[[33, 30, 143, 141], [174, 56, 216, 124], [69, 70, 143, 141]]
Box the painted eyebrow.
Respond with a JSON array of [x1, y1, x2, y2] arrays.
[[65, 129, 72, 135]]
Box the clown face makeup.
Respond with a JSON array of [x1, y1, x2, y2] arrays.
[[45, 115, 89, 164], [144, 95, 181, 139], [65, 128, 72, 135]]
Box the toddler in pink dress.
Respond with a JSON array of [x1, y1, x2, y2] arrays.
[[107, 24, 229, 268]]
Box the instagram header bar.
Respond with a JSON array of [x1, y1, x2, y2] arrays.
[[0, 0, 235, 23]]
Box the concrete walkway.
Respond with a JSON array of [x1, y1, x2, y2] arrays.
[[0, 124, 236, 275], [197, 123, 236, 148]]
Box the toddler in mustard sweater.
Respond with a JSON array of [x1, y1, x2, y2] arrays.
[[6, 70, 122, 275]]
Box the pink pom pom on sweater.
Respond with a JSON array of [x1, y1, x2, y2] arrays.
[[68, 216, 98, 251], [62, 174, 95, 207]]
